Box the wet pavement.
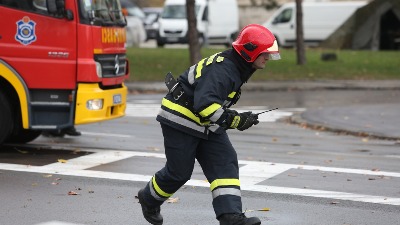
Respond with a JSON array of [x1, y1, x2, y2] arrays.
[[126, 80, 400, 140]]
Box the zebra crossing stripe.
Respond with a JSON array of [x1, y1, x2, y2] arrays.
[[125, 103, 304, 122], [1, 150, 399, 206]]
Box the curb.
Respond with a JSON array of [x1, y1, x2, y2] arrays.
[[287, 112, 400, 141]]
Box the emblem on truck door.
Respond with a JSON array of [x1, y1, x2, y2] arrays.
[[114, 55, 120, 75], [15, 16, 37, 45]]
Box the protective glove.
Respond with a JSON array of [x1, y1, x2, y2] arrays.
[[220, 110, 259, 131], [236, 111, 259, 131]]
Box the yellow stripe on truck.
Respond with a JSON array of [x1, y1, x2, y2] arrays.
[[74, 83, 127, 124], [0, 61, 30, 128]]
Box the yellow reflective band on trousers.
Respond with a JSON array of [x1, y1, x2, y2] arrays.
[[152, 176, 173, 198], [210, 178, 240, 191], [199, 103, 222, 118], [161, 98, 209, 126]]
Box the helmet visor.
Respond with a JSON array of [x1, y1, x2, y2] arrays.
[[261, 39, 280, 60], [269, 53, 281, 60]]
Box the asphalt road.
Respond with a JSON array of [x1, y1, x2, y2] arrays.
[[1, 89, 399, 225]]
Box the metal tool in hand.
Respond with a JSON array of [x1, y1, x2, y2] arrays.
[[255, 108, 279, 115]]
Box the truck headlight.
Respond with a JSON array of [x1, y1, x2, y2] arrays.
[[95, 62, 102, 78], [87, 99, 103, 110]]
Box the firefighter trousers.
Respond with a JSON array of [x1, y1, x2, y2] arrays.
[[141, 123, 242, 218]]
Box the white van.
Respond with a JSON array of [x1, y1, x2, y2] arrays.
[[263, 1, 367, 47], [157, 0, 239, 47]]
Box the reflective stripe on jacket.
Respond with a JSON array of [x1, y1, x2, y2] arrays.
[[156, 50, 243, 139]]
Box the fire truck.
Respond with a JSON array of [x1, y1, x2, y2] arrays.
[[0, 0, 129, 145]]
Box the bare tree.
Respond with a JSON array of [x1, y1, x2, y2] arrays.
[[295, 0, 306, 65], [186, 0, 202, 64]]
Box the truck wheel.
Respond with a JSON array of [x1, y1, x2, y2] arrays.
[[0, 91, 13, 145], [6, 129, 42, 144], [198, 34, 205, 47], [4, 92, 41, 144], [156, 39, 165, 47]]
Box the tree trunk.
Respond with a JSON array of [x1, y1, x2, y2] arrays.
[[295, 0, 306, 65], [186, 0, 202, 64]]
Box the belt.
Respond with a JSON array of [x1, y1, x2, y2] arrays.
[[164, 72, 192, 106]]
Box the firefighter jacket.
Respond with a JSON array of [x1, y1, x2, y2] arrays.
[[157, 49, 256, 139]]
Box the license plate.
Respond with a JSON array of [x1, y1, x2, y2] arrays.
[[113, 94, 122, 105], [166, 37, 179, 42]]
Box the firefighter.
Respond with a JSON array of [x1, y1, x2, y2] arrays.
[[137, 24, 280, 225]]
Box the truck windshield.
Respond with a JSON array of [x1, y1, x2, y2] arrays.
[[161, 5, 200, 19], [79, 0, 126, 26]]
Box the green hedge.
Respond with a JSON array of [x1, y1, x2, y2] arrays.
[[126, 47, 400, 81]]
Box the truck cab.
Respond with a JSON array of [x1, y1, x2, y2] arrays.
[[0, 0, 129, 144]]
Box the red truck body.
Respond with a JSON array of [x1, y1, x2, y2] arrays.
[[0, 0, 129, 144]]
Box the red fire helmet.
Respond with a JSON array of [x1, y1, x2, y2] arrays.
[[232, 24, 280, 62]]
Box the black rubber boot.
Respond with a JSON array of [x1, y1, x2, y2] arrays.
[[63, 127, 81, 136], [137, 189, 163, 225], [219, 213, 261, 225]]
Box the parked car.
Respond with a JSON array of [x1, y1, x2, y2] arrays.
[[120, 0, 147, 46], [263, 1, 367, 47], [157, 0, 239, 47], [142, 7, 163, 41]]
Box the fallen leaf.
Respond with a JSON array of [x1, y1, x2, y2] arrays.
[[58, 159, 68, 163], [68, 191, 79, 195], [257, 208, 270, 211], [43, 174, 53, 178], [166, 197, 179, 203], [244, 208, 270, 213], [147, 147, 160, 151], [17, 149, 29, 154], [72, 149, 81, 154]]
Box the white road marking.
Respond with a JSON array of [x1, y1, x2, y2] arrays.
[[385, 155, 400, 159], [1, 150, 399, 206], [125, 103, 160, 118], [125, 103, 304, 122], [35, 221, 83, 225], [81, 131, 132, 138]]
